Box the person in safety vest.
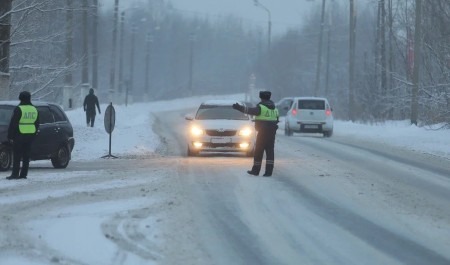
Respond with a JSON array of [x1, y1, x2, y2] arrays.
[[233, 91, 279, 176], [83, 88, 101, 127], [6, 91, 40, 180]]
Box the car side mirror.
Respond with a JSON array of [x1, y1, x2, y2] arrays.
[[185, 114, 194, 121]]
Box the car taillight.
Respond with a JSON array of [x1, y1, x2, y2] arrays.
[[326, 109, 332, 116], [292, 109, 297, 116]]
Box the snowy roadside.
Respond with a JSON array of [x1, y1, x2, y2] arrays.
[[278, 117, 450, 160], [66, 94, 450, 162]]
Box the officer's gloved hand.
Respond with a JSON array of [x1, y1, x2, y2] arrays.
[[232, 103, 241, 110]]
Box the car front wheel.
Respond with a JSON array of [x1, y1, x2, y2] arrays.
[[0, 146, 12, 171], [187, 145, 198, 156], [51, 145, 70, 168]]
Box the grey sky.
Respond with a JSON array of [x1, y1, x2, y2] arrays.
[[167, 0, 319, 35], [100, 0, 321, 35]]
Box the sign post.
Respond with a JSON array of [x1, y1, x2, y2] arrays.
[[102, 102, 118, 158]]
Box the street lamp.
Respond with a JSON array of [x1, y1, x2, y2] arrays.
[[188, 32, 196, 95], [253, 0, 271, 52]]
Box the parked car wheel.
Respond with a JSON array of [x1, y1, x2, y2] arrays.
[[0, 146, 12, 171], [51, 145, 70, 168]]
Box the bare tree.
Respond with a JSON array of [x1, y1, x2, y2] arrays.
[[0, 0, 12, 98]]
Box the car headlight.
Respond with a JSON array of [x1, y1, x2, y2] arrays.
[[190, 126, 204, 136], [238, 127, 253, 137]]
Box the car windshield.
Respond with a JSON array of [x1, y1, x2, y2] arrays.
[[195, 105, 249, 120], [298, 100, 325, 110], [0, 106, 14, 126]]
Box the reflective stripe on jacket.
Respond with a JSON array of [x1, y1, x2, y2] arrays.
[[18, 105, 38, 134], [255, 105, 279, 121]]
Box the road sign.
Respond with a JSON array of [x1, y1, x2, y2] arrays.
[[102, 103, 117, 159], [104, 103, 116, 134]]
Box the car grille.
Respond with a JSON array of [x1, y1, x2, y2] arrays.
[[205, 130, 237, 136]]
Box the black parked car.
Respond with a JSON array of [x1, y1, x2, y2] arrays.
[[0, 101, 75, 171]]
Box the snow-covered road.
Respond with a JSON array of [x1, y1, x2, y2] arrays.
[[0, 95, 449, 265]]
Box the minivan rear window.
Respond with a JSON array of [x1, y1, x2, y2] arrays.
[[298, 100, 325, 110]]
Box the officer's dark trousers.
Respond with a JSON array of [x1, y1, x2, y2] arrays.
[[86, 112, 96, 127], [251, 130, 276, 175], [11, 135, 34, 178]]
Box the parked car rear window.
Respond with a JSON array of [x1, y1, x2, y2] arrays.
[[37, 106, 55, 124], [49, 105, 67, 122], [0, 106, 13, 126], [298, 100, 325, 110]]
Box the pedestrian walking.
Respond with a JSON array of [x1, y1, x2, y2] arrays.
[[83, 88, 101, 127], [233, 91, 279, 176], [6, 91, 39, 180]]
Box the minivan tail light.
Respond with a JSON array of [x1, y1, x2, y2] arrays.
[[325, 109, 332, 116], [292, 109, 297, 116]]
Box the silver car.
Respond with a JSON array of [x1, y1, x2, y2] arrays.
[[185, 100, 256, 156], [284, 97, 334, 137]]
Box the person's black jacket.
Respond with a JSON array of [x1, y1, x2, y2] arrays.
[[233, 100, 279, 132], [8, 101, 40, 141], [83, 91, 101, 115]]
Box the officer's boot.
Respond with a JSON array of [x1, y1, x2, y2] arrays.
[[7, 168, 20, 180], [263, 164, 274, 177], [247, 164, 261, 176]]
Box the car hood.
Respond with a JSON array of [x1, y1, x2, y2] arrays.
[[192, 119, 253, 130]]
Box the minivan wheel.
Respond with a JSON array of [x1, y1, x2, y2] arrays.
[[0, 146, 12, 171], [323, 129, 333, 138], [51, 145, 70, 168], [285, 122, 293, 136]]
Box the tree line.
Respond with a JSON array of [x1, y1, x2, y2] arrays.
[[0, 0, 448, 127]]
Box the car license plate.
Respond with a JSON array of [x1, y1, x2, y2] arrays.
[[211, 138, 230, 144], [304, 125, 319, 129]]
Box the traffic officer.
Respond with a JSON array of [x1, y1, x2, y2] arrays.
[[6, 91, 39, 180], [233, 91, 279, 176]]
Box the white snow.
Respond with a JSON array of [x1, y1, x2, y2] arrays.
[[1, 94, 449, 264]]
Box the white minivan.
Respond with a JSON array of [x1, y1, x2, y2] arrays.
[[284, 97, 334, 137]]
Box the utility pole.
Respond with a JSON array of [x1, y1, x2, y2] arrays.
[[325, 4, 332, 97], [314, 0, 326, 97], [411, 0, 422, 125], [118, 11, 125, 104], [129, 23, 136, 104], [110, 0, 119, 103], [144, 31, 153, 101], [349, 0, 357, 121], [92, 0, 99, 94], [0, 0, 12, 99], [64, 0, 74, 108], [81, 0, 90, 103]]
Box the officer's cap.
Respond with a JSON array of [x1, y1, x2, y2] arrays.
[[19, 91, 31, 101], [259, 91, 271, 100]]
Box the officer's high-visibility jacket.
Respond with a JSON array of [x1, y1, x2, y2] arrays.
[[236, 100, 279, 132], [18, 105, 38, 134], [255, 105, 279, 122]]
